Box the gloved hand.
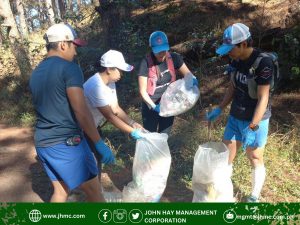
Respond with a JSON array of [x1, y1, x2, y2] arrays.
[[130, 129, 143, 140], [224, 65, 236, 75], [206, 107, 222, 121], [184, 72, 198, 89], [242, 127, 257, 150], [153, 104, 160, 113], [94, 140, 115, 164], [192, 76, 199, 87]]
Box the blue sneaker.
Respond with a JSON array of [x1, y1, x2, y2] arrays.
[[246, 195, 259, 203]]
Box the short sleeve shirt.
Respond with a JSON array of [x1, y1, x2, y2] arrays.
[[138, 52, 184, 102], [84, 73, 118, 127], [230, 49, 274, 121], [29, 56, 84, 147]]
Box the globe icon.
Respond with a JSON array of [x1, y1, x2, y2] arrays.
[[29, 209, 42, 222]]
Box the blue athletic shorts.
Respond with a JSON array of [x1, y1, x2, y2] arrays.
[[223, 115, 269, 148], [36, 138, 99, 190]]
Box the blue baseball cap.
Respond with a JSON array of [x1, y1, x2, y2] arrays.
[[216, 23, 251, 56], [149, 31, 170, 54]]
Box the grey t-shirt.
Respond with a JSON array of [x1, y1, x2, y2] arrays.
[[138, 52, 184, 102]]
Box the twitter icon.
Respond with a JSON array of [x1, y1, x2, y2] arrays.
[[132, 213, 140, 220], [129, 209, 143, 223]]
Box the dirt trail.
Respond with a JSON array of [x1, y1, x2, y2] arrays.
[[0, 124, 122, 202], [0, 124, 42, 202], [0, 124, 192, 202]]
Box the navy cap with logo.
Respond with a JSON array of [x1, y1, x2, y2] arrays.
[[149, 31, 170, 54]]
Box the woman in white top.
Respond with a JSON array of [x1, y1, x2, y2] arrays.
[[84, 50, 144, 140]]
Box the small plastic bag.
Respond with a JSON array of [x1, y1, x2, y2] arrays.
[[192, 142, 234, 202], [122, 133, 171, 202], [159, 75, 200, 117]]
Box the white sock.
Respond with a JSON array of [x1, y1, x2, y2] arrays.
[[251, 164, 266, 198]]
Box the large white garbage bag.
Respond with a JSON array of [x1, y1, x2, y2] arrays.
[[159, 74, 200, 117], [122, 133, 171, 202], [192, 142, 234, 202]]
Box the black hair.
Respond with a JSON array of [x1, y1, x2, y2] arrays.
[[43, 34, 57, 51], [99, 66, 107, 73], [99, 66, 119, 73], [44, 32, 72, 52], [45, 42, 59, 51], [94, 58, 118, 73], [236, 37, 253, 47], [94, 58, 105, 73]]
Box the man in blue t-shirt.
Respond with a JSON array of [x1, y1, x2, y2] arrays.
[[207, 23, 274, 202], [29, 23, 115, 202]]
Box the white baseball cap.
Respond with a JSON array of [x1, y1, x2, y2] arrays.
[[45, 23, 87, 46], [100, 50, 134, 72], [216, 23, 251, 55]]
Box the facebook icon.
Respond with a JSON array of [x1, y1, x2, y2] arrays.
[[98, 209, 112, 223], [103, 212, 108, 221]]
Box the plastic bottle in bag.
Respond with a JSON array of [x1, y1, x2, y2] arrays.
[[159, 78, 200, 117]]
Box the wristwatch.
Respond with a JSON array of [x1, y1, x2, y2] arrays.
[[249, 123, 259, 131]]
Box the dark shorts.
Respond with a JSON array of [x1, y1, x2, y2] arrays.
[[141, 101, 174, 134], [36, 138, 99, 190]]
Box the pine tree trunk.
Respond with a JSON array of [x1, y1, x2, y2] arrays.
[[96, 0, 131, 49], [77, 0, 81, 10], [51, 0, 60, 20], [0, 0, 32, 78], [58, 0, 66, 20], [0, 31, 3, 46], [0, 0, 20, 39], [66, 0, 73, 12], [46, 0, 56, 25], [15, 0, 29, 38], [37, 0, 44, 25]]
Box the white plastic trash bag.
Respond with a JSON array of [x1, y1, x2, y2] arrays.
[[122, 133, 171, 202], [159, 74, 200, 117], [192, 142, 234, 202], [102, 191, 122, 202]]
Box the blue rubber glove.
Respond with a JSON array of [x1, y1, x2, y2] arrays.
[[94, 140, 115, 164], [130, 129, 143, 140], [206, 107, 222, 121], [192, 77, 199, 87], [224, 65, 236, 75], [153, 104, 160, 113], [242, 127, 257, 150]]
